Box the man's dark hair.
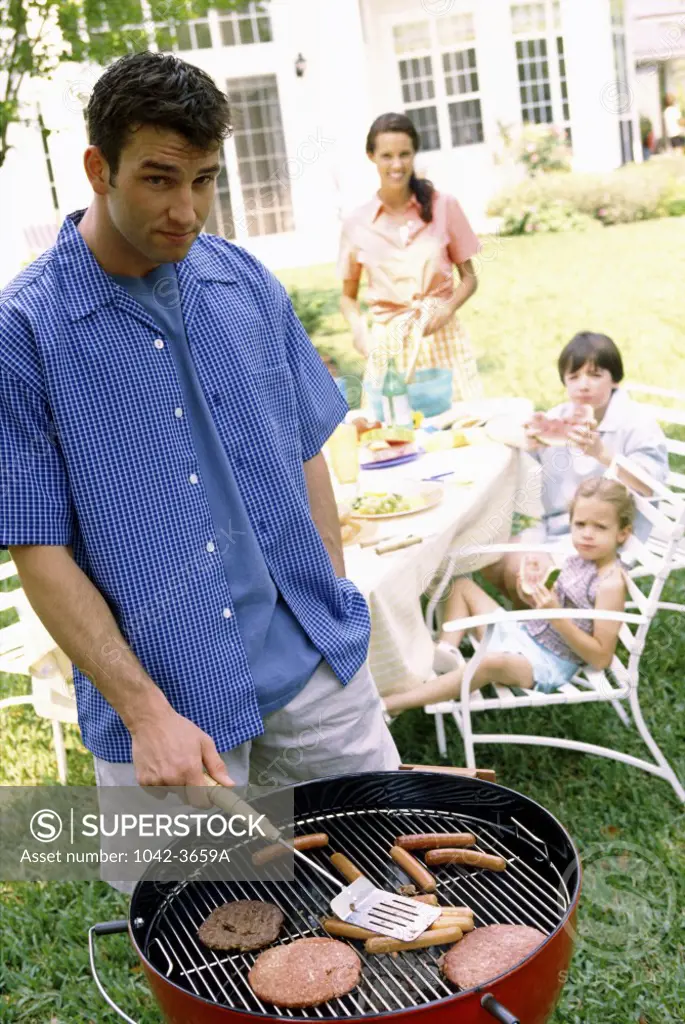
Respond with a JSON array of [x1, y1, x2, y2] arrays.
[[557, 331, 624, 383], [86, 51, 232, 180]]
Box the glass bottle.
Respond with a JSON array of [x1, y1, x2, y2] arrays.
[[381, 358, 413, 428]]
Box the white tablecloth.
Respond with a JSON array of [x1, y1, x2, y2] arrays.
[[340, 441, 540, 698]]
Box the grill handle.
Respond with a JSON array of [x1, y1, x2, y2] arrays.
[[88, 921, 140, 1024], [481, 993, 521, 1024]]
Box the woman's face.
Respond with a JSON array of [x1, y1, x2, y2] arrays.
[[368, 132, 415, 191]]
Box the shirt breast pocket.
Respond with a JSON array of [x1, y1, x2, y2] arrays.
[[249, 364, 302, 464]]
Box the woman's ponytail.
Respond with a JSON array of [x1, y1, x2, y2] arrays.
[[408, 172, 435, 224]]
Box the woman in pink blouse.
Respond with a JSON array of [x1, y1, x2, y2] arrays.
[[338, 112, 482, 402]]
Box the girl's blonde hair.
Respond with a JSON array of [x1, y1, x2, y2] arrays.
[[569, 477, 635, 530]]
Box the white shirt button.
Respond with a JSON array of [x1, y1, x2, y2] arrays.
[[189, 473, 199, 485], [175, 407, 183, 418], [206, 541, 215, 553], [154, 339, 165, 350], [223, 608, 232, 619]]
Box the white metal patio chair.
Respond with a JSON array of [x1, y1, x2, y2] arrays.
[[623, 383, 685, 493], [0, 560, 78, 784], [422, 461, 685, 803]]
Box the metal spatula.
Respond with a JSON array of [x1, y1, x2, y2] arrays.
[[202, 776, 441, 941], [294, 850, 441, 941]]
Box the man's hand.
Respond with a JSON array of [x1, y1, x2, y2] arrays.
[[131, 705, 234, 798]]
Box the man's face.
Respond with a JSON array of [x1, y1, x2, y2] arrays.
[[102, 125, 221, 267]]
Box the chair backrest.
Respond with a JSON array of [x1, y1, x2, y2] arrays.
[[624, 383, 685, 491], [606, 454, 685, 665]]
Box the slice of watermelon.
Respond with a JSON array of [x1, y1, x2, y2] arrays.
[[530, 404, 595, 446], [519, 554, 549, 596], [544, 567, 561, 589]]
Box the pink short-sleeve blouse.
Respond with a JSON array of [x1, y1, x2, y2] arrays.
[[337, 190, 480, 323]]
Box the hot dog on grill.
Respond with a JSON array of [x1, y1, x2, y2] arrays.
[[395, 833, 477, 850], [425, 849, 507, 872], [252, 832, 329, 866], [330, 852, 364, 882], [320, 918, 376, 940], [390, 845, 437, 892], [364, 925, 463, 955]]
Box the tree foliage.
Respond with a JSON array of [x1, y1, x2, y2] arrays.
[[0, 0, 251, 167]]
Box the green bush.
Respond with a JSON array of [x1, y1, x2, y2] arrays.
[[501, 198, 597, 235], [489, 154, 685, 233], [288, 287, 327, 337], [517, 124, 572, 176]]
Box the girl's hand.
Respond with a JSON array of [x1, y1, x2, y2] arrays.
[[531, 582, 560, 610]]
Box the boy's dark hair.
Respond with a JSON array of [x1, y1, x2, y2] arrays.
[[557, 331, 624, 383], [86, 51, 232, 181]]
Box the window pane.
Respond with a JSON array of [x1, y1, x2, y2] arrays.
[[195, 22, 211, 49], [226, 73, 293, 237], [443, 47, 479, 97], [441, 12, 475, 46], [239, 18, 255, 44], [511, 3, 546, 35], [220, 20, 236, 46], [404, 106, 441, 151], [516, 36, 553, 123], [175, 22, 192, 50], [393, 20, 431, 55], [257, 17, 272, 42], [449, 98, 484, 147]]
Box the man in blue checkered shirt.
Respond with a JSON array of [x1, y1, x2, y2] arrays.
[[0, 52, 399, 793]]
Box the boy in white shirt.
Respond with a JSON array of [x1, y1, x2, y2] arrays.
[[457, 331, 669, 608]]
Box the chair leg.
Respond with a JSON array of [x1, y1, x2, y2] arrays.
[[52, 720, 68, 785], [628, 688, 685, 803], [610, 700, 632, 728], [435, 713, 447, 758], [460, 700, 476, 769]]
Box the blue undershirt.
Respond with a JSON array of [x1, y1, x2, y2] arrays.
[[111, 263, 322, 716]]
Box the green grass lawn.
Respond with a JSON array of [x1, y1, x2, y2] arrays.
[[2, 218, 685, 1023]]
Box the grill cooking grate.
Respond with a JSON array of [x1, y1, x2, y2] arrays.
[[141, 806, 570, 1019]]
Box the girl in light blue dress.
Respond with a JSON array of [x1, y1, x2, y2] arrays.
[[382, 478, 634, 715]]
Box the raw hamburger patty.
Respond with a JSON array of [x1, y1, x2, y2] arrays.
[[248, 937, 362, 1008], [441, 925, 546, 989], [197, 900, 284, 951]]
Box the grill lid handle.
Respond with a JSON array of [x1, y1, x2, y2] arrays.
[[481, 993, 521, 1024]]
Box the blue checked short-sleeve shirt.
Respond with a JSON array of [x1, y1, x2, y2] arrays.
[[0, 211, 371, 761]]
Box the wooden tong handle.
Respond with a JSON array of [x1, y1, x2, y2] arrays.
[[201, 773, 282, 841], [399, 764, 497, 783]]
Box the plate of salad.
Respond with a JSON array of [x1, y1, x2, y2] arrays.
[[349, 481, 444, 520]]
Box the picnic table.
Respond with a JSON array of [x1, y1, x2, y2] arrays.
[[335, 401, 540, 698]]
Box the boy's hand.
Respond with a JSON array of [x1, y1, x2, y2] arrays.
[[567, 423, 608, 464], [522, 420, 542, 451]]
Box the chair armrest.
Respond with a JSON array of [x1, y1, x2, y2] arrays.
[[443, 606, 646, 634]]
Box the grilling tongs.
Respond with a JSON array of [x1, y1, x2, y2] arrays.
[[203, 775, 442, 942]]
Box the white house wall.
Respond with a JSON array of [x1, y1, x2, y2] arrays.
[[0, 0, 641, 285]]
